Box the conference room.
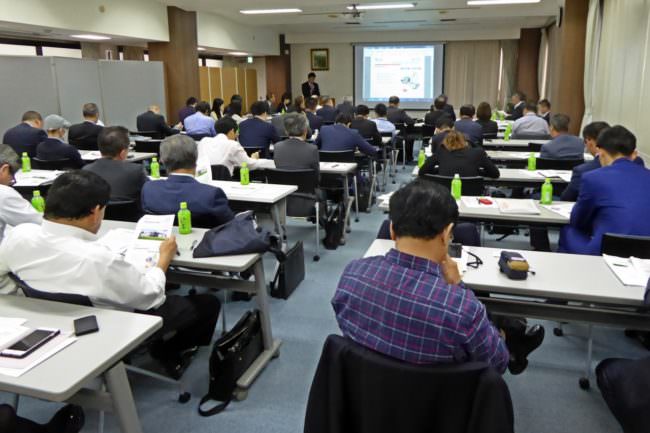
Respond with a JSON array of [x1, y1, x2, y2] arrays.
[[0, 0, 649, 432]]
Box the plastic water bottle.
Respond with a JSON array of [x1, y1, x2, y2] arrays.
[[240, 162, 250, 185], [177, 202, 192, 234], [31, 190, 45, 213], [504, 124, 512, 141], [150, 157, 160, 179], [451, 174, 462, 200], [540, 179, 553, 205], [417, 149, 426, 168], [21, 152, 31, 173], [491, 111, 497, 121], [527, 152, 537, 171], [500, 112, 505, 121]]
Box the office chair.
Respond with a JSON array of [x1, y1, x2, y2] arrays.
[[211, 164, 232, 181], [318, 150, 359, 223], [31, 158, 77, 171], [421, 174, 486, 196], [104, 200, 144, 222]]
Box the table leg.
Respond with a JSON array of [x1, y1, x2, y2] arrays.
[[103, 362, 143, 433], [270, 200, 287, 247], [342, 175, 351, 239]]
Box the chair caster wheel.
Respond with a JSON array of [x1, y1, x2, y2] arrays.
[[553, 327, 564, 337], [178, 392, 191, 403], [233, 388, 248, 401], [313, 255, 320, 262], [579, 377, 590, 390]]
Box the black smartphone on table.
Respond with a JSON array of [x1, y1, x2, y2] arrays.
[[74, 315, 99, 337], [0, 328, 60, 359]]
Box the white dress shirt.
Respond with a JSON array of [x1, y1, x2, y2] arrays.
[[0, 185, 42, 244], [0, 221, 166, 311], [512, 112, 550, 137], [197, 134, 275, 175]]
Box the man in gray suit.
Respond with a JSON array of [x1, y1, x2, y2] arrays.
[[273, 113, 320, 182], [83, 126, 148, 203], [540, 114, 585, 160]]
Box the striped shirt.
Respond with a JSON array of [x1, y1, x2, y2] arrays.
[[332, 248, 509, 373]]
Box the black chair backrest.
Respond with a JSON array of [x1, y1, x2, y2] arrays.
[[513, 134, 551, 141], [527, 142, 543, 152], [319, 150, 355, 163], [536, 158, 584, 170], [242, 147, 264, 157], [9, 273, 93, 307], [265, 168, 317, 195], [134, 140, 161, 154], [322, 121, 335, 126], [394, 122, 408, 135], [421, 124, 435, 140], [32, 158, 76, 171], [104, 200, 144, 222], [133, 130, 164, 140], [421, 174, 485, 196], [211, 164, 232, 181], [601, 233, 650, 259]]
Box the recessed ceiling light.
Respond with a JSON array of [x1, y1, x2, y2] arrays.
[[197, 47, 206, 51], [467, 0, 540, 5], [70, 34, 111, 40], [348, 3, 416, 10], [240, 8, 302, 14], [229, 52, 249, 56]]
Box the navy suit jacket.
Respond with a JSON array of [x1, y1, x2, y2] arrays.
[[306, 111, 323, 133], [2, 123, 47, 157], [454, 119, 484, 147], [36, 138, 83, 168], [315, 124, 377, 156], [141, 175, 233, 227], [561, 155, 645, 201], [317, 106, 337, 123], [559, 159, 650, 255], [540, 134, 585, 160], [238, 117, 280, 157]]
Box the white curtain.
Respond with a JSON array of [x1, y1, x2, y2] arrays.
[[537, 28, 549, 99], [497, 39, 518, 110], [444, 41, 501, 108], [581, 0, 603, 132], [545, 24, 559, 108]]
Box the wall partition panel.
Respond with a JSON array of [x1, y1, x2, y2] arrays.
[[53, 58, 102, 124]]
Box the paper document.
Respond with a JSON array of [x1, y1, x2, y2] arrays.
[[98, 228, 136, 255], [126, 215, 174, 271], [496, 199, 541, 215], [195, 157, 213, 184], [603, 254, 650, 286], [460, 197, 498, 209], [81, 151, 102, 161], [0, 332, 76, 377], [541, 203, 574, 219], [13, 170, 63, 187]]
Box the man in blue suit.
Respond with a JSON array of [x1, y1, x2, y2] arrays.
[[559, 126, 650, 255], [317, 98, 337, 123], [238, 101, 280, 158], [2, 111, 47, 157], [141, 135, 233, 227], [305, 98, 323, 134], [453, 104, 484, 147], [540, 114, 585, 159], [315, 114, 377, 157]]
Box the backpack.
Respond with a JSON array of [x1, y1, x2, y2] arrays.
[[323, 202, 345, 250], [356, 175, 374, 213]]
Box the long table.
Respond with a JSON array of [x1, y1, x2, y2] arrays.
[[487, 150, 593, 169], [411, 166, 571, 187], [483, 138, 547, 150], [81, 150, 157, 163], [0, 296, 161, 433], [100, 220, 281, 397]]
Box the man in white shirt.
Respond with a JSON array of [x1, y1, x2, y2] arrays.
[[0, 170, 220, 378], [199, 117, 275, 176], [372, 103, 397, 136], [512, 102, 551, 139], [0, 144, 42, 243]]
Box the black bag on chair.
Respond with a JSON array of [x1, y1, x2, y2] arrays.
[[270, 241, 305, 299], [356, 175, 374, 213], [323, 203, 345, 250], [198, 310, 264, 416]]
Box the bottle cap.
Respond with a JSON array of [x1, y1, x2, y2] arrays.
[[152, 157, 158, 162], [33, 190, 40, 196], [180, 202, 187, 209], [22, 152, 27, 156], [242, 162, 248, 168], [454, 173, 460, 178]]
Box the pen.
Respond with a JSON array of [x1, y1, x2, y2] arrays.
[[190, 240, 198, 250], [612, 263, 628, 267]]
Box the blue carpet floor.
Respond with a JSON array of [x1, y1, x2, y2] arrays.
[[2, 166, 646, 433]]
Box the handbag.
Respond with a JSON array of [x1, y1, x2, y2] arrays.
[[323, 203, 345, 250], [270, 241, 305, 299], [198, 310, 264, 416]]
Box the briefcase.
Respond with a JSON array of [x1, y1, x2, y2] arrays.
[[270, 241, 305, 299]]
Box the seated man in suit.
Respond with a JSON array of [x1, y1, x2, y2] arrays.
[[68, 103, 104, 150], [316, 97, 337, 123], [440, 94, 456, 121], [506, 92, 526, 120], [333, 179, 543, 374], [0, 170, 220, 378], [36, 115, 83, 168], [304, 97, 323, 134], [2, 111, 47, 157], [178, 96, 197, 126], [430, 115, 454, 153], [141, 135, 234, 227], [136, 105, 182, 138], [198, 117, 273, 177], [83, 126, 148, 203], [0, 144, 42, 244], [538, 99, 551, 124], [372, 103, 397, 136], [512, 102, 550, 139], [238, 101, 281, 158], [335, 96, 355, 118], [273, 113, 320, 181], [424, 97, 447, 127], [350, 105, 382, 148], [540, 114, 585, 160], [387, 96, 416, 162], [559, 126, 650, 255], [453, 104, 483, 147], [316, 114, 377, 157], [183, 101, 216, 139]]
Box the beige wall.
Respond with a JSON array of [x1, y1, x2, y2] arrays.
[[290, 43, 353, 103], [197, 12, 279, 56]]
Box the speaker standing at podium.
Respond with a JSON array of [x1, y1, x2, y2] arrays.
[[302, 72, 321, 100]]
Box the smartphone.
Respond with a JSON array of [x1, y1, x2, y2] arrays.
[[0, 328, 60, 359], [74, 315, 99, 337], [448, 242, 463, 258]]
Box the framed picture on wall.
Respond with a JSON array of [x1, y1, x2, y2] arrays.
[[310, 48, 330, 71]]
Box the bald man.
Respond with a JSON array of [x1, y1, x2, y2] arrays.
[[136, 105, 182, 138]]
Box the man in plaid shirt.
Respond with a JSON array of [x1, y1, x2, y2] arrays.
[[332, 179, 543, 374]]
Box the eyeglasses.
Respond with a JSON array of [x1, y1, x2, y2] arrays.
[[466, 251, 484, 269]]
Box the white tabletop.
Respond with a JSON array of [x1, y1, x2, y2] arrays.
[[487, 150, 594, 161], [0, 296, 161, 400], [364, 240, 645, 306], [483, 138, 547, 148], [100, 220, 261, 272], [13, 170, 63, 187], [210, 181, 297, 204], [81, 151, 157, 163], [497, 168, 571, 183], [320, 162, 358, 174]]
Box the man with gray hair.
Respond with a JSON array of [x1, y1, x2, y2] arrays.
[[0, 144, 42, 243], [540, 114, 585, 160], [273, 112, 320, 181], [335, 96, 355, 118], [36, 114, 83, 168], [141, 134, 233, 226], [69, 102, 104, 150]]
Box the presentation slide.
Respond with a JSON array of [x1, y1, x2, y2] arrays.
[[354, 44, 445, 110]]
